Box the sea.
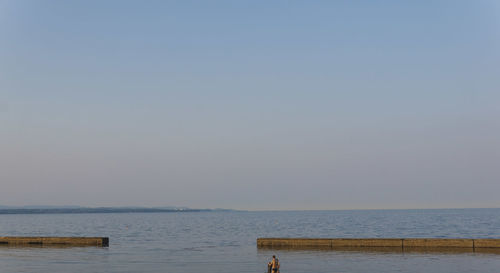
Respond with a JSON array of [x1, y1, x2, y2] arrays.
[[0, 209, 499, 273]]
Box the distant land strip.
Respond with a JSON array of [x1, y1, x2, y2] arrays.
[[0, 207, 230, 215]]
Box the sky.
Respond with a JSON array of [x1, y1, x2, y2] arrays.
[[1, 0, 499, 210]]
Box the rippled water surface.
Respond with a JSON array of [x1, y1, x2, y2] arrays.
[[1, 209, 499, 273]]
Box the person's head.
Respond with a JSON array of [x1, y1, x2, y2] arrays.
[[273, 255, 276, 258]]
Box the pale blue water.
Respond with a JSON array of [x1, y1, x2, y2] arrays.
[[0, 209, 499, 273]]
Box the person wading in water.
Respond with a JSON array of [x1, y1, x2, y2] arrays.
[[268, 255, 279, 273]]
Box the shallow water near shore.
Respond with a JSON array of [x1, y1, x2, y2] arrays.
[[0, 209, 499, 273]]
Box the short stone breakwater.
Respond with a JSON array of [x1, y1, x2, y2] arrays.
[[0, 237, 109, 247]]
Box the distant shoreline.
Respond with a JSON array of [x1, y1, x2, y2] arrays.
[[0, 207, 229, 215], [0, 207, 497, 215]]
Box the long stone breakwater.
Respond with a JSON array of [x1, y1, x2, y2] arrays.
[[257, 238, 500, 250]]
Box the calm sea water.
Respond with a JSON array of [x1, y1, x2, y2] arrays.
[[0, 209, 499, 273]]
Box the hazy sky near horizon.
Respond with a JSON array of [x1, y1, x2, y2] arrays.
[[1, 0, 499, 210]]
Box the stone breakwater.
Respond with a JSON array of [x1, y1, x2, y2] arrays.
[[0, 237, 109, 247], [257, 238, 500, 250]]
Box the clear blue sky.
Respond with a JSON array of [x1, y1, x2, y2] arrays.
[[1, 0, 499, 210]]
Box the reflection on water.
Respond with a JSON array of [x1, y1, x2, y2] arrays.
[[258, 245, 500, 255], [0, 244, 106, 249], [0, 209, 499, 273]]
